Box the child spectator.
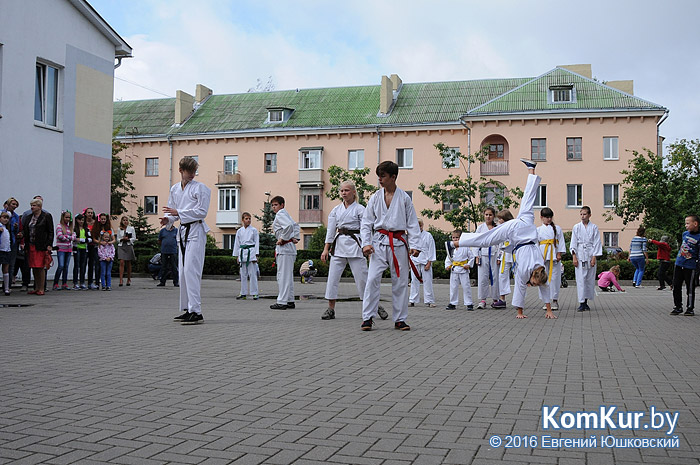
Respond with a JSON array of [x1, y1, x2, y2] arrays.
[[269, 196, 300, 310], [570, 206, 602, 312], [493, 210, 514, 309], [299, 260, 317, 283], [117, 216, 137, 287], [649, 235, 673, 290], [598, 265, 625, 292], [98, 231, 115, 290], [72, 213, 90, 289], [148, 252, 162, 280], [53, 210, 76, 290], [445, 229, 474, 310], [671, 215, 700, 316], [0, 211, 11, 295]]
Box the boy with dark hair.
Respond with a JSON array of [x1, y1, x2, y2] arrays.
[[445, 229, 474, 310], [360, 161, 421, 331], [233, 212, 259, 299], [570, 205, 602, 312], [671, 215, 700, 316], [270, 196, 300, 309]]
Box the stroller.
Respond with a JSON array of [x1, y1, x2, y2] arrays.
[[560, 262, 568, 288]]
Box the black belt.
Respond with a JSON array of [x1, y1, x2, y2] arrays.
[[512, 241, 535, 254], [179, 220, 202, 258], [330, 228, 361, 256]]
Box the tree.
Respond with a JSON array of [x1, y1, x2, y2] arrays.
[[326, 166, 378, 206], [605, 140, 700, 240], [307, 225, 327, 250], [254, 200, 277, 250], [418, 143, 523, 231], [111, 127, 135, 218], [128, 205, 159, 252], [247, 76, 275, 93]]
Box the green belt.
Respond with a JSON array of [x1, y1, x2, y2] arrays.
[[239, 244, 254, 265]]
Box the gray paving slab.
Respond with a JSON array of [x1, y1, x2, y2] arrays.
[[1, 277, 699, 464]]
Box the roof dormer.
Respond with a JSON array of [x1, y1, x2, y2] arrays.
[[266, 107, 294, 124], [548, 85, 576, 104]]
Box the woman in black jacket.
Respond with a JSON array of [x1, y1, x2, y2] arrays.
[[20, 198, 53, 295]]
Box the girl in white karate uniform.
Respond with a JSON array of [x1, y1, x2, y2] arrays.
[[474, 208, 500, 309], [454, 159, 555, 319], [570, 206, 602, 311], [493, 210, 515, 309], [537, 208, 566, 310]]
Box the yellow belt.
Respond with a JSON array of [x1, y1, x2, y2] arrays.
[[540, 239, 556, 282], [500, 241, 511, 273], [452, 260, 469, 268]]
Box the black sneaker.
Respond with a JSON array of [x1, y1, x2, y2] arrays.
[[270, 303, 288, 310], [467, 305, 474, 311], [321, 308, 335, 320], [577, 304, 586, 312], [236, 295, 246, 300], [157, 283, 165, 287], [409, 302, 415, 307], [670, 307, 683, 315], [287, 302, 295, 309], [445, 304, 456, 310], [684, 309, 695, 316], [377, 306, 389, 320], [394, 321, 410, 331], [583, 302, 591, 311], [361, 318, 374, 331], [181, 312, 203, 325], [520, 158, 537, 169], [173, 311, 189, 321]]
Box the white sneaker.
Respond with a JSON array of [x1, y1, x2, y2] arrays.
[[476, 301, 486, 309], [551, 302, 559, 310]]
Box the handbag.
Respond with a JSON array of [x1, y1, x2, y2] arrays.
[[44, 251, 54, 270]]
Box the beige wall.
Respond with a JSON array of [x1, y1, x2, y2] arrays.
[[123, 113, 660, 251], [75, 64, 114, 145]]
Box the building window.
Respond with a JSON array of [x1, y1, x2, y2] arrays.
[[534, 185, 547, 208], [566, 137, 582, 160], [603, 232, 619, 248], [442, 147, 460, 168], [603, 184, 619, 208], [223, 234, 235, 250], [268, 110, 283, 122], [489, 144, 504, 159], [531, 139, 546, 161], [482, 185, 505, 206], [35, 61, 59, 127], [348, 149, 364, 170], [265, 153, 277, 173], [397, 148, 413, 168], [145, 158, 159, 177], [549, 85, 575, 104], [218, 188, 238, 211], [300, 188, 321, 210], [300, 149, 322, 170], [303, 234, 313, 249], [567, 184, 583, 207], [144, 196, 158, 215], [224, 155, 238, 174], [603, 137, 619, 160]]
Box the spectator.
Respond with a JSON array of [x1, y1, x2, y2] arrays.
[[21, 198, 53, 295], [148, 252, 162, 280], [18, 195, 47, 291], [116, 216, 136, 286], [629, 226, 648, 288], [53, 210, 75, 290], [649, 235, 673, 290], [72, 213, 90, 289], [598, 265, 625, 292], [299, 259, 317, 283], [84, 207, 100, 289], [157, 225, 178, 287], [97, 231, 115, 290], [2, 197, 20, 286], [0, 211, 11, 295]]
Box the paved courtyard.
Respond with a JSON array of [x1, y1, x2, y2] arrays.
[[1, 277, 699, 465]]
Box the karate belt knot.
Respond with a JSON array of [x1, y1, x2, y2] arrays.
[[330, 228, 361, 256], [539, 239, 556, 282], [511, 241, 536, 275], [239, 244, 254, 265], [451, 260, 469, 269], [179, 220, 202, 259], [377, 229, 422, 282]]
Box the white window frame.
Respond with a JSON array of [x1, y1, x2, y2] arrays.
[[603, 184, 619, 208], [144, 196, 158, 215], [397, 148, 413, 169], [300, 188, 321, 210], [534, 185, 547, 208], [145, 158, 159, 177], [549, 86, 576, 104], [567, 184, 583, 208], [603, 137, 619, 160], [531, 138, 546, 161], [300, 149, 322, 170], [268, 109, 283, 123], [34, 60, 60, 128], [603, 232, 619, 248], [223, 234, 235, 250], [482, 185, 505, 206], [348, 149, 364, 170], [218, 188, 238, 211], [224, 155, 238, 174], [442, 147, 460, 169], [566, 137, 582, 161], [265, 153, 277, 173]]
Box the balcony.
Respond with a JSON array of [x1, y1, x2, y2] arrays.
[[299, 209, 323, 226], [216, 210, 240, 228], [217, 171, 241, 186], [480, 160, 509, 176], [298, 169, 324, 187]]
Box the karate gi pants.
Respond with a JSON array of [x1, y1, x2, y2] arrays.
[[240, 261, 259, 296], [325, 256, 367, 300], [477, 253, 499, 301], [499, 262, 512, 296], [540, 260, 562, 301], [362, 243, 409, 322], [276, 254, 295, 304], [178, 225, 206, 314], [574, 262, 597, 302], [410, 265, 434, 304], [450, 272, 473, 306]]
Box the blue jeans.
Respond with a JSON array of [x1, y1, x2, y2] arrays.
[[100, 260, 113, 288], [630, 256, 646, 286], [54, 251, 72, 286], [73, 248, 88, 285]]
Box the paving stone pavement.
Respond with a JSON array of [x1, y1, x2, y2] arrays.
[[1, 277, 699, 465]]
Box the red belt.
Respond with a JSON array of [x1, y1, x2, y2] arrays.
[[377, 229, 422, 282]]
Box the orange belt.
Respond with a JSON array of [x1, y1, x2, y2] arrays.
[[377, 229, 422, 282]]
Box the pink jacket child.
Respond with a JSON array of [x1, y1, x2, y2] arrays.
[[597, 265, 625, 292]]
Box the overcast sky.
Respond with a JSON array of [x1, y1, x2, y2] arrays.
[[91, 0, 700, 151]]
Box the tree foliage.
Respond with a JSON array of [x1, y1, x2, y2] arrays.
[[128, 205, 159, 253], [307, 225, 327, 251], [111, 127, 136, 218], [605, 140, 700, 240], [254, 200, 277, 250], [418, 143, 523, 231], [326, 166, 378, 207]]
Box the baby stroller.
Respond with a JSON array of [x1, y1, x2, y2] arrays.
[[560, 262, 568, 288]]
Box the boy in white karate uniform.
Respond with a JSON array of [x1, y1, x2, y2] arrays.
[[454, 159, 556, 319], [409, 219, 437, 308], [270, 196, 300, 310], [360, 161, 421, 331], [537, 208, 566, 310], [493, 210, 515, 309], [570, 206, 602, 312], [445, 229, 474, 310], [233, 212, 260, 300], [164, 157, 211, 325]]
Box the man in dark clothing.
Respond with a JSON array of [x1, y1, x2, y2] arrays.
[[157, 225, 179, 286], [671, 215, 700, 316]]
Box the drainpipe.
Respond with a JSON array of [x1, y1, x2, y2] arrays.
[[656, 110, 669, 157], [167, 135, 174, 187], [376, 126, 381, 187], [114, 56, 124, 69], [459, 117, 472, 230]]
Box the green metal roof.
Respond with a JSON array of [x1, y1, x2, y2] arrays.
[[113, 68, 665, 138]]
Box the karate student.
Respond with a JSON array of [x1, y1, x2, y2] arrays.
[[270, 196, 300, 310], [360, 161, 421, 331], [454, 159, 555, 319], [164, 156, 211, 325], [570, 206, 602, 312], [233, 212, 260, 300], [493, 210, 514, 309], [474, 207, 500, 309], [409, 219, 437, 308], [537, 207, 566, 310], [445, 229, 474, 310], [320, 181, 388, 321]]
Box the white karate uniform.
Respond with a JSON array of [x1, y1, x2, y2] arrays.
[[233, 225, 260, 296], [497, 241, 513, 297], [445, 237, 474, 306], [360, 187, 421, 322], [165, 179, 211, 315], [475, 222, 500, 301], [273, 208, 300, 305], [457, 174, 550, 309], [537, 224, 567, 301], [324, 201, 368, 301], [410, 230, 437, 304], [570, 221, 602, 302]]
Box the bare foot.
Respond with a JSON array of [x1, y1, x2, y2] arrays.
[[516, 314, 528, 319], [545, 312, 557, 319]]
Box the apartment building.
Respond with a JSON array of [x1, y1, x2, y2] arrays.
[[113, 64, 666, 250]]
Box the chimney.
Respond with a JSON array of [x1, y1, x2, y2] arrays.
[[195, 84, 213, 103], [175, 90, 194, 125], [390, 74, 402, 92], [559, 64, 592, 79], [379, 75, 392, 115], [606, 80, 634, 95]]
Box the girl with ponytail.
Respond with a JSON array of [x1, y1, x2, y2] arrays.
[[537, 208, 566, 310]]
